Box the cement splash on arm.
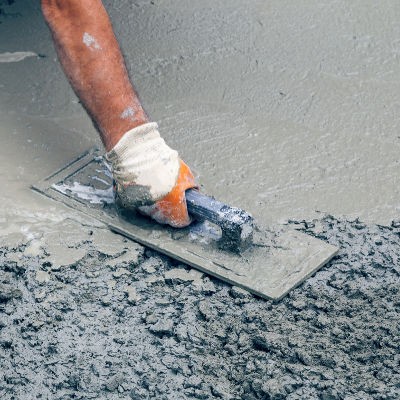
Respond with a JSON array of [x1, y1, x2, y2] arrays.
[[120, 106, 136, 121], [82, 32, 102, 50]]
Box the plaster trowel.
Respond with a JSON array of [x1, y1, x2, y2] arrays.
[[32, 148, 338, 300]]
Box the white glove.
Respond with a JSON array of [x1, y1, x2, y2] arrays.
[[105, 122, 180, 208]]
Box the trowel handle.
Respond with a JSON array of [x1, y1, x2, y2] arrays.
[[185, 189, 254, 252]]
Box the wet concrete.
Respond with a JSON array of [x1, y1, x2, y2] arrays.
[[36, 152, 337, 300], [1, 1, 400, 398], [1, 0, 400, 227], [1, 217, 400, 399]]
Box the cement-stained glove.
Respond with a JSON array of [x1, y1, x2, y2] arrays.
[[105, 122, 196, 228]]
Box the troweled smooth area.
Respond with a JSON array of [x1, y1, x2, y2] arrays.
[[1, 0, 399, 233]]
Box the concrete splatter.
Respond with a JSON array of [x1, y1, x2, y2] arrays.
[[82, 32, 102, 50], [120, 106, 136, 121], [0, 51, 38, 63]]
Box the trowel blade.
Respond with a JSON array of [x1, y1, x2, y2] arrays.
[[32, 148, 339, 301]]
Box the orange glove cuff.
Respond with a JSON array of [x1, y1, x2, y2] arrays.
[[139, 160, 197, 228]]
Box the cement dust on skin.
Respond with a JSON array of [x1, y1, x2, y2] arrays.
[[82, 32, 102, 51]]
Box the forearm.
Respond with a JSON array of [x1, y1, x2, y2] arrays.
[[41, 0, 148, 150]]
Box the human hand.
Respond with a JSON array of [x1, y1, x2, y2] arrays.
[[106, 122, 196, 227]]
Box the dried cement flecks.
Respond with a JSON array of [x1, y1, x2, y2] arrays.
[[0, 51, 38, 63], [52, 181, 114, 204], [82, 32, 102, 51]]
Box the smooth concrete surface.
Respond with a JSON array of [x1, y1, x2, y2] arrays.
[[1, 0, 399, 246]]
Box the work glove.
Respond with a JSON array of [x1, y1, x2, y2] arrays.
[[105, 122, 196, 228]]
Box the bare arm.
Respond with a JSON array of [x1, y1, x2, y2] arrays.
[[41, 0, 148, 151], [41, 0, 197, 228]]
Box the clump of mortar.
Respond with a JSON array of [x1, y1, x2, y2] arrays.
[[0, 216, 399, 399]]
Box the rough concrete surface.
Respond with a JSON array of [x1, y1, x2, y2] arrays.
[[1, 1, 400, 399], [1, 217, 400, 399]]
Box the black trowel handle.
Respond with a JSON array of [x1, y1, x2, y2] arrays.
[[185, 189, 254, 252]]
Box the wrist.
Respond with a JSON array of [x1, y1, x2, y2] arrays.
[[104, 112, 149, 151]]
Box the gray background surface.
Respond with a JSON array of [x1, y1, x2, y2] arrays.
[[1, 0, 399, 229]]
